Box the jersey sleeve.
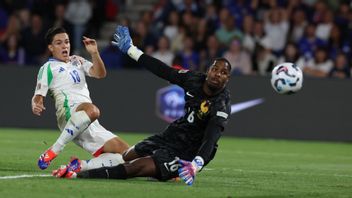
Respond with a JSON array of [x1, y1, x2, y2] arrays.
[[34, 64, 53, 97], [209, 93, 231, 130], [196, 92, 231, 164], [138, 54, 192, 88]]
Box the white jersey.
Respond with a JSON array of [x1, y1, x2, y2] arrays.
[[34, 56, 93, 121]]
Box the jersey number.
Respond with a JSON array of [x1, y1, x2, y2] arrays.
[[69, 70, 81, 84], [163, 158, 181, 173], [187, 111, 195, 123]]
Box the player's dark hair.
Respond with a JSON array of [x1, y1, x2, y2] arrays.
[[45, 27, 67, 45], [213, 57, 232, 72]]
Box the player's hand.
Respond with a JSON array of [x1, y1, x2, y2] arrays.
[[178, 156, 204, 186], [112, 25, 132, 53], [83, 36, 99, 55], [32, 97, 46, 116]]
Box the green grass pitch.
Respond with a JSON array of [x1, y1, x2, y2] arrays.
[[0, 128, 352, 198]]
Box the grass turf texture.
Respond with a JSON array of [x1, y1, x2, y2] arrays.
[[0, 128, 351, 198]]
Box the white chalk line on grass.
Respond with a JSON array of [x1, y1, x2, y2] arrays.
[[0, 174, 51, 180]]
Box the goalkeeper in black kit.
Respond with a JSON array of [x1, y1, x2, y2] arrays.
[[56, 26, 232, 186]]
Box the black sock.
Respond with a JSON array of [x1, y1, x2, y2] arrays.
[[77, 164, 127, 179]]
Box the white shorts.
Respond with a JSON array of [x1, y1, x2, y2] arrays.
[[56, 103, 117, 156]]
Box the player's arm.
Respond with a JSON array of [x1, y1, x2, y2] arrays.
[[32, 65, 50, 116], [178, 100, 230, 185], [31, 95, 46, 116], [83, 36, 106, 79], [178, 118, 222, 184], [111, 26, 187, 85]]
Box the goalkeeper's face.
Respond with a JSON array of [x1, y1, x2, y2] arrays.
[[48, 33, 70, 63], [205, 60, 231, 91]]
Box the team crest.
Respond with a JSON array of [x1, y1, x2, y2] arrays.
[[197, 100, 211, 119]]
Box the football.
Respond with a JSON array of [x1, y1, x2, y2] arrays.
[[271, 62, 303, 94]]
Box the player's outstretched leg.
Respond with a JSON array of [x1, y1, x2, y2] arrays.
[[53, 153, 124, 178], [38, 110, 92, 170]]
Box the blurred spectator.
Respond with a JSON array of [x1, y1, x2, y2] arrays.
[[328, 53, 350, 79], [298, 23, 326, 60], [65, 0, 92, 54], [104, 0, 118, 21], [52, 3, 73, 38], [203, 4, 218, 35], [0, 33, 25, 65], [199, 35, 223, 72], [132, 21, 157, 51], [0, 14, 20, 43], [315, 9, 334, 41], [86, 0, 108, 38], [151, 35, 174, 66], [215, 14, 243, 48], [153, 0, 175, 29], [0, 6, 8, 37], [100, 40, 124, 69], [288, 9, 308, 43], [216, 7, 230, 32], [253, 45, 277, 76], [193, 18, 209, 52], [311, 0, 328, 24], [163, 10, 180, 42], [170, 24, 186, 53], [223, 38, 252, 75], [277, 42, 305, 68], [327, 24, 351, 59], [242, 14, 255, 53], [224, 0, 255, 28], [177, 35, 199, 70], [174, 0, 203, 17], [335, 3, 351, 38], [303, 47, 333, 78], [263, 8, 289, 55], [181, 10, 198, 35], [20, 13, 47, 65]]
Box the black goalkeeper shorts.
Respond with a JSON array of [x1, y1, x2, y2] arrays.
[[134, 135, 181, 181]]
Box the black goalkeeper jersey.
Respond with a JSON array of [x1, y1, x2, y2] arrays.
[[138, 54, 231, 163]]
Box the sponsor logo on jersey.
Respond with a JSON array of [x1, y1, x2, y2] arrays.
[[186, 91, 194, 98], [59, 67, 65, 73]]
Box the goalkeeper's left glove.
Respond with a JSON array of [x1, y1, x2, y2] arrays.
[[178, 156, 204, 186], [112, 25, 144, 61], [111, 25, 132, 53]]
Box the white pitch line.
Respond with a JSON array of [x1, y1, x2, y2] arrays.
[[0, 174, 51, 180]]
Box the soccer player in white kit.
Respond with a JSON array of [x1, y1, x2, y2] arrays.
[[31, 27, 129, 170]]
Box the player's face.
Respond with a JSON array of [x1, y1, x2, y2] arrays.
[[48, 33, 70, 62], [206, 60, 231, 91]]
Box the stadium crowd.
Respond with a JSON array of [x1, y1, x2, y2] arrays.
[[0, 0, 351, 78]]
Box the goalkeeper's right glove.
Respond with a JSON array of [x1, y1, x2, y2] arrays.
[[178, 156, 204, 186]]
